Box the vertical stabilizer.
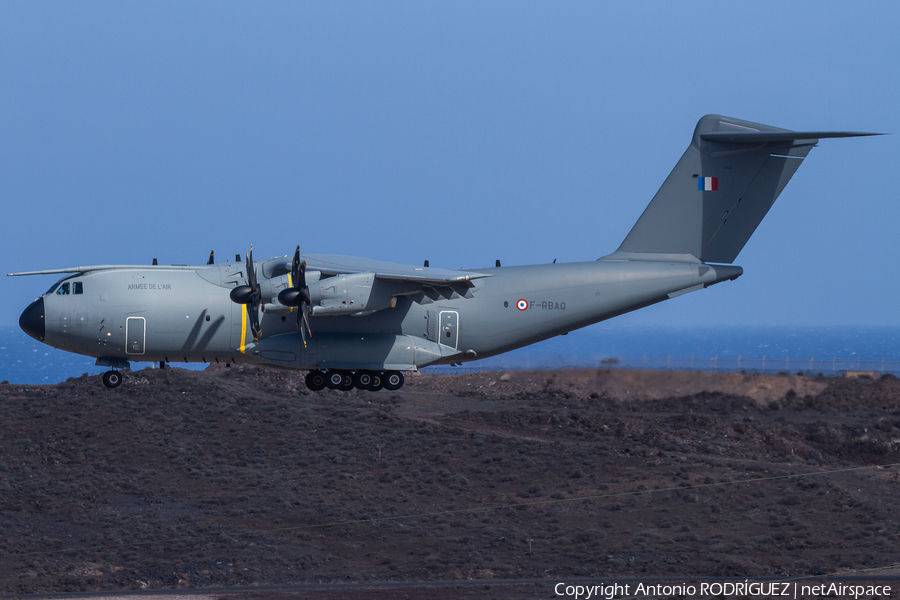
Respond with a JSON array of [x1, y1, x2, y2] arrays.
[[604, 115, 878, 264]]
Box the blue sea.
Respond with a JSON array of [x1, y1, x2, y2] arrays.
[[3, 324, 900, 385], [466, 324, 900, 376]]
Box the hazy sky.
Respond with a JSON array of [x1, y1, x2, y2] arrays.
[[2, 1, 898, 328]]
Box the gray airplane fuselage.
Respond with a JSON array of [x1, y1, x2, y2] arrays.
[[29, 257, 742, 372], [14, 115, 877, 386]]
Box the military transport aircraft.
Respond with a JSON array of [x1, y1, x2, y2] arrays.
[[10, 115, 879, 391]]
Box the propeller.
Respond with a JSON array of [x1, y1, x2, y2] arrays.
[[278, 245, 313, 346], [229, 246, 262, 341]]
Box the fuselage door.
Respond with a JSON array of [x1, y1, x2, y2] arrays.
[[126, 317, 146, 355], [439, 311, 458, 350]]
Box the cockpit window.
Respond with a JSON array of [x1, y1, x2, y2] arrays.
[[57, 282, 70, 295], [74, 282, 83, 294], [46, 283, 60, 295]]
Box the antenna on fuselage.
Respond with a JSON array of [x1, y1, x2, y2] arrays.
[[152, 258, 158, 265], [207, 250, 215, 265], [423, 260, 429, 267]]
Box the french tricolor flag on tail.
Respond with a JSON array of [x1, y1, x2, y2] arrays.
[[698, 176, 718, 191]]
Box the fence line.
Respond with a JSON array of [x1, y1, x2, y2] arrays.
[[422, 355, 900, 377]]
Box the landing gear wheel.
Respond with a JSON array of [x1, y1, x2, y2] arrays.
[[383, 370, 404, 391], [102, 370, 123, 389], [354, 371, 375, 390], [338, 372, 355, 391], [306, 370, 326, 391], [325, 371, 345, 390], [369, 373, 385, 392]]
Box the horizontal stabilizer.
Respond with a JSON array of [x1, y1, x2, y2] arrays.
[[701, 131, 881, 144]]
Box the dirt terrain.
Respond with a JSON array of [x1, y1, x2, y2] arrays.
[[2, 365, 900, 598]]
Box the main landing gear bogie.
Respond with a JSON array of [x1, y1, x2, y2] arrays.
[[305, 369, 403, 392], [368, 372, 384, 392], [324, 370, 354, 391], [305, 370, 327, 391]]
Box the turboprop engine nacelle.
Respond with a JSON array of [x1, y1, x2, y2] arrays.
[[308, 273, 396, 316], [262, 270, 324, 314]]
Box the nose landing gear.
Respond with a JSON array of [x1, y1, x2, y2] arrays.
[[102, 370, 123, 388], [96, 358, 130, 389]]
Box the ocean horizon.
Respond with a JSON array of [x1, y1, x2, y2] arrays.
[[3, 324, 899, 385]]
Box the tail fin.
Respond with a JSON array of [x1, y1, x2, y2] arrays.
[[605, 114, 879, 264]]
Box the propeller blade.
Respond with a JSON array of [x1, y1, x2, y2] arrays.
[[246, 247, 257, 289], [300, 302, 311, 346], [249, 306, 261, 340], [291, 245, 300, 285], [298, 259, 307, 291], [302, 302, 311, 335], [284, 244, 313, 344], [279, 252, 309, 307], [242, 246, 261, 340]]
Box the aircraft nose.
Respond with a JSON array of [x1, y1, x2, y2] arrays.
[[19, 297, 45, 342]]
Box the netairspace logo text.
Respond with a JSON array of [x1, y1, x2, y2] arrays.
[[553, 581, 892, 600]]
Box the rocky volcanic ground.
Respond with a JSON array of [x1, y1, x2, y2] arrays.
[[2, 366, 900, 598]]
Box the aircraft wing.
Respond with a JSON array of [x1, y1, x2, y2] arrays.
[[304, 255, 492, 286], [8, 255, 494, 288], [7, 265, 197, 276]]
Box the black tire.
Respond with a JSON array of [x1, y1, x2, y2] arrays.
[[369, 373, 384, 391], [383, 370, 404, 391], [325, 371, 344, 390], [306, 370, 326, 391], [354, 371, 374, 390], [102, 370, 122, 389], [339, 372, 355, 391]]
